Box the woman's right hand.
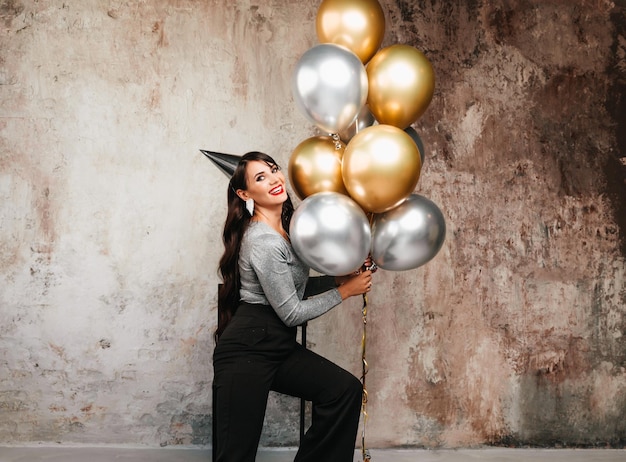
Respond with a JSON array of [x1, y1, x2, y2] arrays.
[[337, 269, 373, 300]]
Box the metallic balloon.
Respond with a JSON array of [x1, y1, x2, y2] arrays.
[[404, 126, 425, 166], [338, 104, 377, 143], [288, 136, 348, 200], [371, 194, 446, 271], [342, 124, 421, 213], [290, 192, 371, 276], [316, 0, 386, 64], [367, 44, 435, 129], [292, 43, 368, 134]]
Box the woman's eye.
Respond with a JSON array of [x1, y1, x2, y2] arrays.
[[272, 166, 280, 173]]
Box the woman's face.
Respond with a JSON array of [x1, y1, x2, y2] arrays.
[[238, 160, 288, 208]]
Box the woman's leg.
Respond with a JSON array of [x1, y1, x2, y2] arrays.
[[213, 361, 273, 462], [213, 305, 298, 462], [271, 344, 363, 462]]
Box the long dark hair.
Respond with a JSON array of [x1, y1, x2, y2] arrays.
[[216, 151, 294, 340]]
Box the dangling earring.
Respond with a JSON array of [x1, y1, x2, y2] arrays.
[[245, 198, 254, 216]]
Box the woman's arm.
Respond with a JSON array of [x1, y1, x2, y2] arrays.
[[250, 237, 342, 327], [250, 234, 374, 326]]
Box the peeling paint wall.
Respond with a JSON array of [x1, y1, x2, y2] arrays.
[[1, 0, 625, 449]]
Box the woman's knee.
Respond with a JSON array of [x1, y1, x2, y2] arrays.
[[334, 372, 363, 405]]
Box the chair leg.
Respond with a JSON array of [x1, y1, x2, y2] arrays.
[[300, 322, 307, 443], [300, 397, 305, 443]]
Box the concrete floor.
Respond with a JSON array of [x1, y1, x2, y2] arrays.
[[0, 446, 625, 462]]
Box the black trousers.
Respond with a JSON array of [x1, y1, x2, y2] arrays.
[[213, 303, 362, 462]]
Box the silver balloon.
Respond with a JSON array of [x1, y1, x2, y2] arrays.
[[371, 194, 446, 271], [338, 104, 377, 143], [292, 44, 368, 134], [290, 192, 371, 276], [404, 126, 426, 166]]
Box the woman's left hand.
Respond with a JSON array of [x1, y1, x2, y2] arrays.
[[335, 256, 377, 286]]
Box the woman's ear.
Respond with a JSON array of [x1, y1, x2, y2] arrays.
[[236, 189, 249, 201]]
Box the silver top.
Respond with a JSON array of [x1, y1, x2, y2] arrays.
[[238, 221, 342, 327]]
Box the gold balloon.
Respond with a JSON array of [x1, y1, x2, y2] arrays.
[[342, 125, 421, 213], [316, 0, 385, 64], [289, 136, 349, 200], [367, 44, 435, 129]]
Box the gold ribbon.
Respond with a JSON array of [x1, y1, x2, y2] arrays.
[[361, 292, 371, 461]]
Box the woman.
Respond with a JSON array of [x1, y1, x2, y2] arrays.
[[213, 151, 374, 461]]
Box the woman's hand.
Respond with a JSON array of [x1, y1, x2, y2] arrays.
[[336, 269, 374, 300], [335, 257, 377, 285], [363, 256, 377, 273]]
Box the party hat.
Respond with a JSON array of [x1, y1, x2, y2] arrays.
[[200, 150, 241, 178]]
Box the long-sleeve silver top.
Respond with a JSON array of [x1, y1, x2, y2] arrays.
[[238, 221, 342, 327]]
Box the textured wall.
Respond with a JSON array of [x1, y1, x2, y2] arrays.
[[0, 0, 625, 449]]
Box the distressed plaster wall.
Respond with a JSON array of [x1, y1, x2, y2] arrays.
[[0, 0, 625, 449]]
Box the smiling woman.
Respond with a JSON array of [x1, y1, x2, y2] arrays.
[[233, 160, 288, 225], [212, 151, 374, 462]]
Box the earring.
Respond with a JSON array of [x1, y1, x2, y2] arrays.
[[245, 198, 254, 216]]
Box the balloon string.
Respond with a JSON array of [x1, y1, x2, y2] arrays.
[[361, 293, 371, 461], [331, 133, 342, 150]]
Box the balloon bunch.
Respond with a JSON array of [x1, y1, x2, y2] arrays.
[[289, 0, 446, 275]]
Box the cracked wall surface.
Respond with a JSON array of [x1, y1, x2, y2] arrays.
[[1, 0, 625, 448]]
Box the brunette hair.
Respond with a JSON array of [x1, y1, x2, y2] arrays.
[[216, 151, 294, 340]]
